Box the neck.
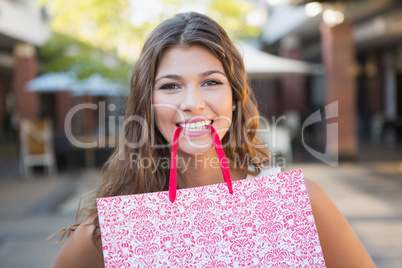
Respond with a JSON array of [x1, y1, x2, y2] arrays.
[[177, 149, 246, 189]]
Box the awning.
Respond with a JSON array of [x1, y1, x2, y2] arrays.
[[26, 72, 77, 92], [26, 72, 128, 96], [70, 74, 128, 97], [236, 43, 323, 77]]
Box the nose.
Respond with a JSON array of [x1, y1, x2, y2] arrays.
[[179, 85, 205, 113]]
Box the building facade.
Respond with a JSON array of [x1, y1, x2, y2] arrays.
[[259, 0, 402, 159], [0, 0, 50, 142]]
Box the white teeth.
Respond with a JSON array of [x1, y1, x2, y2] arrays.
[[179, 120, 212, 131]]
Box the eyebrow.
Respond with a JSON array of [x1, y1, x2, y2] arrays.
[[155, 70, 226, 84]]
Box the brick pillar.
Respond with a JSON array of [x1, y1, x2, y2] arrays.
[[55, 91, 73, 135], [279, 36, 306, 114], [13, 43, 40, 122], [320, 21, 357, 159]]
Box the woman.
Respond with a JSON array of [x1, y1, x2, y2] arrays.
[[53, 12, 375, 267]]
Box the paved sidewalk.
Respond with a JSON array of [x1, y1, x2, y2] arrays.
[[288, 162, 402, 268], [0, 162, 401, 267], [0, 169, 100, 268]]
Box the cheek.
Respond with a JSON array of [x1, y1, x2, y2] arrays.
[[209, 89, 233, 136], [214, 88, 233, 117]]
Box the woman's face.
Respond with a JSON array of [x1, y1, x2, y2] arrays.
[[153, 45, 233, 156]]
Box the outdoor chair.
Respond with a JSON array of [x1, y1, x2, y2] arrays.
[[19, 118, 57, 177]]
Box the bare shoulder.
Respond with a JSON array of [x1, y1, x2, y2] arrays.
[[53, 217, 104, 268], [304, 178, 376, 268]]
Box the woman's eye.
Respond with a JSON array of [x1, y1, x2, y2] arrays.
[[159, 83, 180, 90], [203, 80, 222, 87]]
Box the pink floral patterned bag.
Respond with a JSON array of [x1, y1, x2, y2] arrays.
[[97, 126, 326, 267]]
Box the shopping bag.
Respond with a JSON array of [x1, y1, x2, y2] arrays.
[[97, 126, 326, 267]]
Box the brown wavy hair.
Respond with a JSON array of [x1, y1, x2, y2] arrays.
[[55, 11, 269, 251]]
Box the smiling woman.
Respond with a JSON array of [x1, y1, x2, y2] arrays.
[[53, 12, 376, 268], [153, 45, 234, 159]]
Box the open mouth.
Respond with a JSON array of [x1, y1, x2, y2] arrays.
[[176, 120, 213, 132]]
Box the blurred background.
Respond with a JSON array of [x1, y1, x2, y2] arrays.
[[0, 0, 401, 267]]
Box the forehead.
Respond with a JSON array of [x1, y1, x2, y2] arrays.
[[156, 45, 225, 75]]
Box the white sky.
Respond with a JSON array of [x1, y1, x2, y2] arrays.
[[130, 0, 210, 26], [130, 0, 164, 26]]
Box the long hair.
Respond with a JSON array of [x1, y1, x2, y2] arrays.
[[56, 11, 269, 249]]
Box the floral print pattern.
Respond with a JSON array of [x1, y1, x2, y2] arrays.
[[97, 169, 326, 267]]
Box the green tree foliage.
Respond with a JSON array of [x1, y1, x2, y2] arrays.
[[39, 0, 261, 81], [41, 0, 138, 54], [208, 0, 260, 40], [40, 0, 138, 83], [39, 33, 132, 83], [159, 0, 260, 40]]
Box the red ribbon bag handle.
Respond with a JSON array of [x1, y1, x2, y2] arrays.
[[169, 125, 233, 202]]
